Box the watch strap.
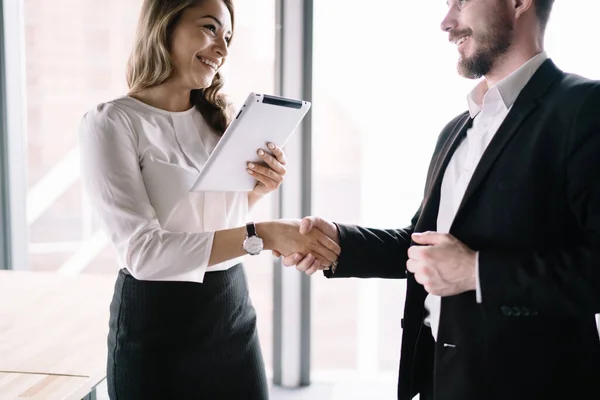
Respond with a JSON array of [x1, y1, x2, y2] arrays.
[[246, 222, 257, 237]]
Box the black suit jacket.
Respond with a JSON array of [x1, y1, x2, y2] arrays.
[[326, 60, 600, 400]]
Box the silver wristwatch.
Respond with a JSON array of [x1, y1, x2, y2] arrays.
[[242, 222, 263, 256]]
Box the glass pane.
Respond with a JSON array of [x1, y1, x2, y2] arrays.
[[222, 0, 277, 373], [311, 0, 600, 390], [311, 1, 455, 382], [545, 2, 600, 79], [23, 0, 276, 372], [24, 0, 143, 273]]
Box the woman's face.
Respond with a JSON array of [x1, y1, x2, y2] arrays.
[[169, 0, 232, 90]]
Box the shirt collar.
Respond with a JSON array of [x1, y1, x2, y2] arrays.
[[467, 51, 548, 118]]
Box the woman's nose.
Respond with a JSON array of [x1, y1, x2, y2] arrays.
[[214, 38, 229, 57]]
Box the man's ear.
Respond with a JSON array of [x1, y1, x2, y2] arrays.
[[513, 0, 534, 19]]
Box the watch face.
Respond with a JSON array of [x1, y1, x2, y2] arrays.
[[244, 236, 264, 255]]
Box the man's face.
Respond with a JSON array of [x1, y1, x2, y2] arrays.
[[442, 0, 515, 79]]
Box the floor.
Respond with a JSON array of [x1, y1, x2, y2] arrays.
[[95, 376, 402, 400]]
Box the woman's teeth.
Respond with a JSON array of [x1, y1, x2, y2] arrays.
[[198, 57, 218, 70]]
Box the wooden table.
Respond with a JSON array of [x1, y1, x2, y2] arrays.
[[0, 270, 116, 399], [0, 372, 91, 400]]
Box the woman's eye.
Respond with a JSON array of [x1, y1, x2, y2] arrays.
[[203, 24, 217, 33]]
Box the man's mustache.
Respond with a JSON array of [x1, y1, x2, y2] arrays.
[[449, 29, 473, 43]]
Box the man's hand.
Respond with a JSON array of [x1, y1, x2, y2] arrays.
[[260, 219, 340, 268], [407, 231, 476, 296], [275, 216, 340, 275]]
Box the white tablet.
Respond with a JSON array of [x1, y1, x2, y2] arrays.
[[190, 93, 311, 192]]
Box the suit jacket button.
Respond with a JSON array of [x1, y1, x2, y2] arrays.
[[501, 306, 513, 316]]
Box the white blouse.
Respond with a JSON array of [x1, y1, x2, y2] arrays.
[[79, 96, 247, 283]]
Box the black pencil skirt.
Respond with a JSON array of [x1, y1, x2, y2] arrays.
[[106, 264, 268, 400]]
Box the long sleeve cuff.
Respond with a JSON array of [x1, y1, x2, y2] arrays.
[[476, 251, 482, 303]]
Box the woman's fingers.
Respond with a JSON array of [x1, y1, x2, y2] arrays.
[[247, 167, 281, 188], [265, 143, 287, 166], [270, 219, 339, 270], [248, 144, 287, 183], [295, 253, 315, 272], [248, 163, 283, 182], [254, 148, 286, 177], [305, 258, 322, 276], [247, 145, 288, 195], [293, 253, 328, 276], [282, 252, 302, 267]]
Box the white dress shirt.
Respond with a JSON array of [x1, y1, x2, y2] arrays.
[[79, 96, 247, 283], [424, 52, 549, 340]]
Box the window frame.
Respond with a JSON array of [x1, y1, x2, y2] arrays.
[[0, 0, 28, 271]]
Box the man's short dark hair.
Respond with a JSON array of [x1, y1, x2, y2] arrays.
[[535, 0, 555, 31]]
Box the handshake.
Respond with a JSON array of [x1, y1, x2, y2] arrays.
[[258, 216, 341, 276]]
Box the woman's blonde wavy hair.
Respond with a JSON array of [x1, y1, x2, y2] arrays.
[[127, 0, 235, 135]]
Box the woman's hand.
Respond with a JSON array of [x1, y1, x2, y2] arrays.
[[248, 143, 287, 197], [279, 216, 340, 275], [258, 220, 341, 269]]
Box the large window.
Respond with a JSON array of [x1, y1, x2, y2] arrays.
[[25, 0, 142, 273], [311, 2, 470, 387], [311, 0, 600, 393], [22, 0, 277, 370], [221, 0, 277, 373], [4, 0, 600, 397]]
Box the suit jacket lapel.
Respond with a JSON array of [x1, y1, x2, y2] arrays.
[[453, 59, 563, 220], [415, 114, 473, 232]]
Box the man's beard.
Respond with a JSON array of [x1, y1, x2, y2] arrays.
[[457, 11, 514, 79]]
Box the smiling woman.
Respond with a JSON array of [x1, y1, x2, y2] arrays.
[[127, 0, 234, 132], [75, 0, 340, 399]]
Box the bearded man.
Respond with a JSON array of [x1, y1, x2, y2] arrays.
[[282, 0, 600, 399]]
